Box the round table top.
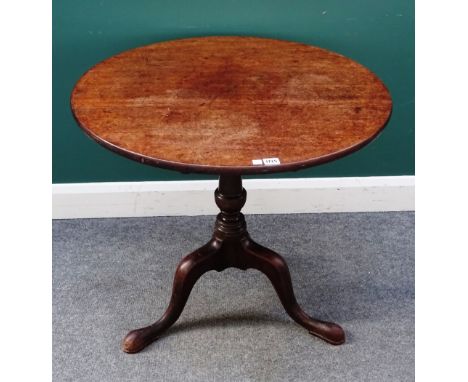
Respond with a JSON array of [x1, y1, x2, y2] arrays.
[[71, 36, 392, 175]]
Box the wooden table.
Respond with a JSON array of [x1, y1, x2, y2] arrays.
[[71, 36, 392, 353]]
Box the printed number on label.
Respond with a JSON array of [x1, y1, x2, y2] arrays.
[[262, 158, 281, 165]]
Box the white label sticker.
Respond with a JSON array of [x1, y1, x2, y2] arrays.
[[262, 158, 281, 166], [252, 159, 263, 165]]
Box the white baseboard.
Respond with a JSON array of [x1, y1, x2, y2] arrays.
[[52, 176, 414, 219]]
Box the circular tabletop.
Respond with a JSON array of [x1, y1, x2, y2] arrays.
[[71, 36, 392, 175]]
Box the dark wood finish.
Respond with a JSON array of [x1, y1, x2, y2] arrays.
[[71, 36, 392, 175], [70, 37, 393, 352], [122, 175, 345, 353]]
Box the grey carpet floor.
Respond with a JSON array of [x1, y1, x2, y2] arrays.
[[53, 212, 414, 382]]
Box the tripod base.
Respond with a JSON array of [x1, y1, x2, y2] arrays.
[[122, 175, 345, 353]]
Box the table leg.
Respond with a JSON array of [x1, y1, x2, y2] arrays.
[[240, 238, 345, 345], [122, 238, 224, 353], [122, 175, 344, 353]]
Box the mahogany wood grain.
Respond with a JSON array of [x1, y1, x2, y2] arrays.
[[70, 37, 393, 353], [71, 36, 392, 175]]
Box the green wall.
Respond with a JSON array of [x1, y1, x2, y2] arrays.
[[53, 0, 414, 183]]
